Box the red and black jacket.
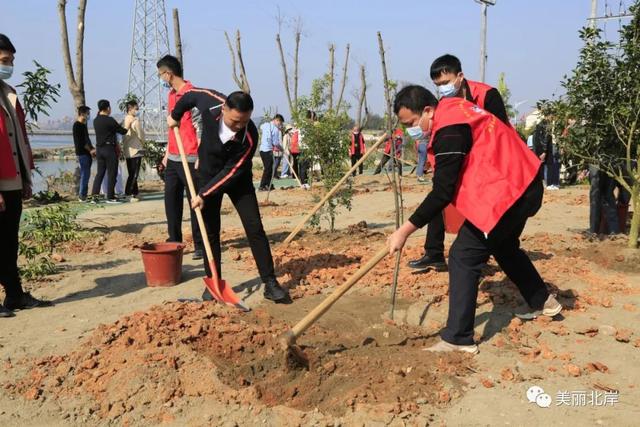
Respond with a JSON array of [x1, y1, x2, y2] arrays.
[[171, 88, 258, 198]]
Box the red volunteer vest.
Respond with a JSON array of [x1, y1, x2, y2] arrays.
[[167, 81, 200, 156], [427, 98, 541, 233], [0, 98, 33, 179], [466, 79, 492, 109], [290, 130, 300, 154], [349, 132, 365, 155]]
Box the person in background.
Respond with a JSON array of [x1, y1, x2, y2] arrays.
[[157, 54, 205, 260], [283, 124, 302, 182], [415, 135, 428, 183], [349, 125, 366, 177], [72, 105, 95, 201], [258, 114, 284, 191], [91, 99, 128, 203], [122, 100, 145, 202], [588, 164, 620, 235], [0, 33, 52, 317], [373, 128, 403, 175], [545, 131, 561, 190]]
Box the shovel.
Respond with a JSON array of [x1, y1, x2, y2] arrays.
[[172, 127, 249, 311], [280, 245, 389, 369]]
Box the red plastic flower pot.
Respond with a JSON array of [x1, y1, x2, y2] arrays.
[[140, 242, 185, 287]]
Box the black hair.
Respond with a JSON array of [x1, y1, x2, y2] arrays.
[[430, 54, 462, 80], [225, 91, 254, 113], [77, 105, 91, 115], [156, 54, 183, 78], [126, 100, 138, 111], [97, 99, 110, 112], [0, 34, 16, 54], [393, 85, 438, 114], [273, 114, 285, 122]]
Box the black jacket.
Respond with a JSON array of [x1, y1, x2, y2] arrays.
[[171, 88, 258, 198], [93, 115, 127, 147]]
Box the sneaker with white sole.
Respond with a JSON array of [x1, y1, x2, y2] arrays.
[[515, 294, 562, 320], [423, 339, 479, 355]]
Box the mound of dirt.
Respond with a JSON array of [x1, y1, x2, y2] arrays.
[[4, 302, 475, 424]]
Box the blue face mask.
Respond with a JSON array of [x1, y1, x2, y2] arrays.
[[438, 81, 458, 98], [162, 81, 171, 89], [0, 65, 14, 80], [406, 113, 429, 141]]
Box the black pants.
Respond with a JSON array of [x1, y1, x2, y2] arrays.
[[91, 145, 118, 199], [350, 153, 363, 176], [589, 165, 619, 234], [201, 178, 275, 296], [125, 157, 142, 196], [442, 177, 549, 345], [291, 153, 300, 180], [298, 157, 310, 184], [0, 190, 25, 299], [124, 157, 142, 196], [259, 151, 274, 189], [423, 212, 445, 259], [164, 159, 203, 250]]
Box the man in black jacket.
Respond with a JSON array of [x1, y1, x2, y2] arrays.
[[168, 90, 289, 303], [408, 54, 511, 272], [91, 99, 128, 203], [73, 105, 95, 201]]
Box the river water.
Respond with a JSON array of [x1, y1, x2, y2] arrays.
[[29, 135, 160, 194]]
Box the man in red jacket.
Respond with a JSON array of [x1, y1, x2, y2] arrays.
[[408, 54, 511, 272], [388, 85, 561, 354], [157, 55, 204, 260], [0, 34, 52, 317]]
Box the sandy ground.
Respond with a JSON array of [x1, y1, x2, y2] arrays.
[[0, 174, 639, 426]]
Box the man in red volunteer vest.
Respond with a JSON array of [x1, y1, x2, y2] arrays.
[[408, 54, 511, 272], [157, 55, 204, 260], [349, 126, 366, 176], [373, 128, 403, 175], [388, 85, 561, 354], [0, 34, 52, 317]]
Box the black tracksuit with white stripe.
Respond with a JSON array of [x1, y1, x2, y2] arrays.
[[171, 88, 276, 290]]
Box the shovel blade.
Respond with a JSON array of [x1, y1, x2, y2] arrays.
[[203, 277, 250, 312]]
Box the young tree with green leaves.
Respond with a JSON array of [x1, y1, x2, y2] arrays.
[[17, 61, 61, 132], [539, 2, 640, 248]]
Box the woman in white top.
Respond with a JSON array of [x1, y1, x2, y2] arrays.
[[122, 100, 145, 201]]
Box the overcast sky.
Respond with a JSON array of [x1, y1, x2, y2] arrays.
[[0, 0, 632, 122]]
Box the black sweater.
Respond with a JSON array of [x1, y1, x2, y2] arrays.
[[171, 88, 259, 198], [409, 124, 472, 229], [93, 115, 127, 147], [72, 121, 93, 155]]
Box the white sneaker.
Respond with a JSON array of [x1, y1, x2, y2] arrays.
[[546, 185, 560, 191], [129, 196, 140, 203], [515, 294, 562, 320], [106, 199, 122, 204], [302, 184, 310, 190], [423, 339, 479, 355]]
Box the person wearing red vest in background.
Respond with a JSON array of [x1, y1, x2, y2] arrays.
[[408, 54, 511, 273], [389, 85, 561, 354], [349, 126, 366, 177], [373, 128, 403, 175], [0, 34, 52, 317], [157, 55, 204, 260]]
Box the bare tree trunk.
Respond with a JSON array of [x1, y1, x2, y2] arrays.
[[328, 44, 335, 111], [361, 89, 370, 129], [335, 44, 350, 114], [276, 33, 294, 117], [57, 0, 87, 108], [172, 8, 183, 67], [293, 29, 301, 111], [377, 31, 393, 132], [224, 30, 251, 93], [356, 65, 367, 128], [378, 31, 403, 319]]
